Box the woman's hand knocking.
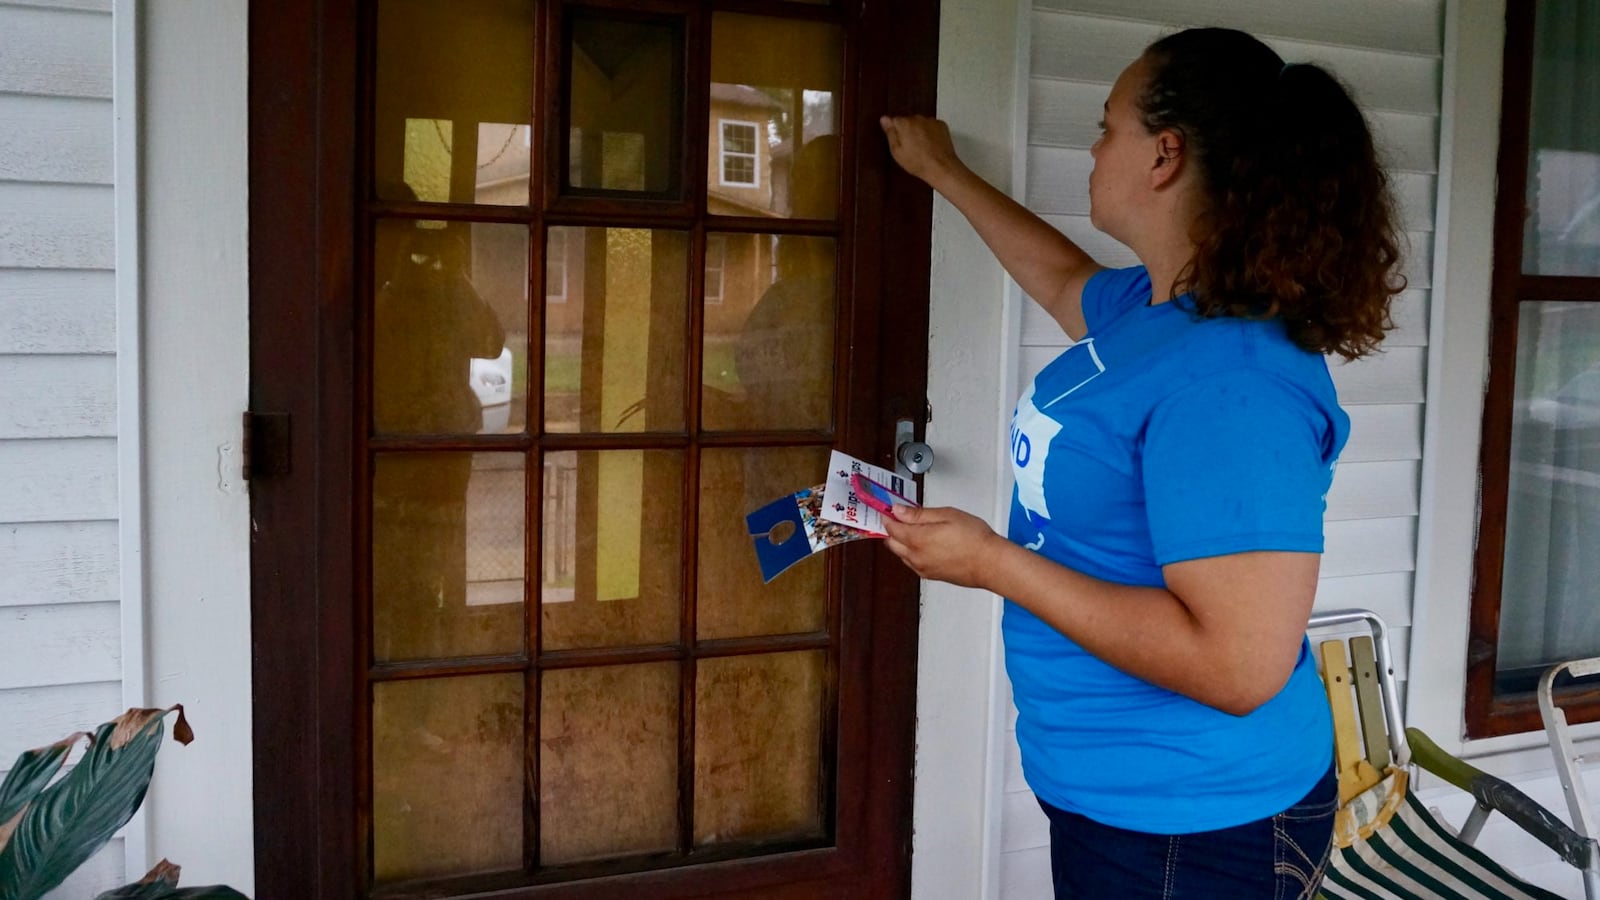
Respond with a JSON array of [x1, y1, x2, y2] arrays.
[[881, 504, 1007, 590], [879, 115, 964, 188]]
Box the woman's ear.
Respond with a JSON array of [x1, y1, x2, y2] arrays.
[[1150, 129, 1186, 188]]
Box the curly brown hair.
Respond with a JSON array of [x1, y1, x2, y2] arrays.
[[1139, 28, 1407, 361]]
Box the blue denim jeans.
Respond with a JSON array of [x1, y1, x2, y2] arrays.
[[1037, 765, 1337, 899]]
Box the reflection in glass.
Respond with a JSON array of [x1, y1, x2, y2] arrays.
[[373, 674, 524, 882], [373, 453, 526, 663], [695, 652, 825, 846], [1521, 1, 1600, 276], [701, 235, 836, 432], [544, 228, 688, 434], [541, 450, 684, 650], [1499, 302, 1600, 678], [708, 14, 842, 219], [566, 12, 682, 195], [540, 663, 679, 864], [375, 0, 533, 205], [374, 219, 528, 435], [697, 447, 828, 640]]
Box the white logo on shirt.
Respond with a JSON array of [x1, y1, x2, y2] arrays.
[[1011, 380, 1062, 527]]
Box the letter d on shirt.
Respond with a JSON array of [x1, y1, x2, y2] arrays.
[[1011, 381, 1062, 527]]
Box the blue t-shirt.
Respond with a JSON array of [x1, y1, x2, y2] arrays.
[[1004, 266, 1345, 834]]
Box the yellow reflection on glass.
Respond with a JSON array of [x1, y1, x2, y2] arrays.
[[374, 219, 528, 435], [697, 447, 827, 640], [541, 450, 683, 650], [373, 452, 525, 663], [544, 227, 687, 434], [540, 663, 679, 864], [695, 652, 825, 846], [701, 235, 836, 432], [566, 13, 682, 195], [375, 0, 532, 205], [373, 674, 524, 883], [708, 14, 842, 219]]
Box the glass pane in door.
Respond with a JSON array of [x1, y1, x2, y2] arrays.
[[374, 0, 533, 205], [700, 234, 836, 432], [373, 219, 528, 436], [544, 227, 688, 434], [540, 450, 685, 650], [373, 673, 525, 883], [707, 14, 843, 219], [565, 12, 683, 195], [696, 447, 828, 640], [539, 663, 680, 864], [694, 651, 826, 846], [372, 452, 526, 662]]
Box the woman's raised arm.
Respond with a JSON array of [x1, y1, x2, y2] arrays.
[[881, 115, 1101, 339]]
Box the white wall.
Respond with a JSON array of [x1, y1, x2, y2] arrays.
[[910, 2, 1025, 898], [138, 0, 254, 892]]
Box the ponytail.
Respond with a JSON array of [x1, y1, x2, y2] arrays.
[[1139, 29, 1406, 360]]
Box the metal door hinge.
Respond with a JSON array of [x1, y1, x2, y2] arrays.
[[242, 411, 291, 481]]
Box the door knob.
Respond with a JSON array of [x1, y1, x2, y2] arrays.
[[897, 440, 934, 475]]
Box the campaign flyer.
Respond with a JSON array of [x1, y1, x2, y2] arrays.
[[745, 451, 920, 583]]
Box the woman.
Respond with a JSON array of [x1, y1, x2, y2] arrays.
[[879, 28, 1404, 899]]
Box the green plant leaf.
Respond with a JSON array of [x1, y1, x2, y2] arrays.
[[0, 733, 89, 844], [0, 708, 182, 900]]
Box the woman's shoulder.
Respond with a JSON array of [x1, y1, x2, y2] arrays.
[[1165, 314, 1339, 403], [1083, 266, 1152, 330]]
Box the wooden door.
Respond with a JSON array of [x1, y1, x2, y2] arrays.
[[248, 1, 936, 897]]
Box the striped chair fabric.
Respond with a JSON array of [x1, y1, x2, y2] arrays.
[[1322, 791, 1564, 900]]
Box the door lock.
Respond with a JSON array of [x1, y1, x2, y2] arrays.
[[894, 418, 934, 478]]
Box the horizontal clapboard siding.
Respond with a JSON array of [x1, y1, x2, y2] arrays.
[[0, 438, 118, 523], [1000, 4, 1441, 896], [0, 4, 111, 100], [0, 93, 113, 184], [0, 679, 122, 775], [0, 183, 116, 270], [0, 521, 120, 607], [0, 2, 124, 858], [0, 602, 121, 689], [0, 355, 117, 438]]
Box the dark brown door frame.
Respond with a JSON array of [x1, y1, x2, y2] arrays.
[[248, 2, 938, 897]]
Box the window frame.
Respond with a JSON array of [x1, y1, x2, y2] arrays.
[[717, 118, 759, 188], [1467, 0, 1600, 738]]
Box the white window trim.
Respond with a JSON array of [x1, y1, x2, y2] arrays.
[[718, 118, 760, 188], [704, 235, 726, 305], [114, 0, 149, 876], [546, 228, 568, 303]]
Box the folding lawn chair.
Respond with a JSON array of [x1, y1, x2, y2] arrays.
[[1539, 657, 1600, 898], [1310, 609, 1599, 899]]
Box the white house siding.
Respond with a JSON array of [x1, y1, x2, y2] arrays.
[[999, 2, 1444, 894], [0, 0, 127, 894]]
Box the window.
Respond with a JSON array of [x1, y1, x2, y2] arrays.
[[704, 234, 725, 305], [719, 119, 759, 187], [1469, 0, 1600, 737]]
